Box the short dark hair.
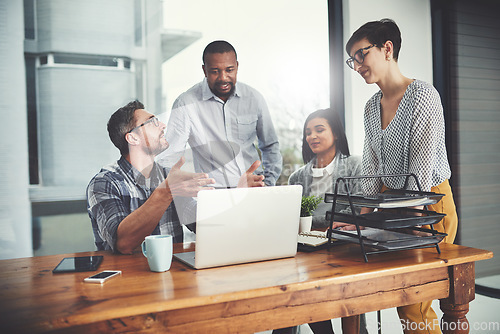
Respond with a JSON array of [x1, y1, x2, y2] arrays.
[[346, 18, 402, 61], [302, 108, 350, 164], [107, 100, 144, 156], [202, 40, 237, 64]]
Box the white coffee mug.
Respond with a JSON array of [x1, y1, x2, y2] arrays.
[[141, 235, 173, 272]]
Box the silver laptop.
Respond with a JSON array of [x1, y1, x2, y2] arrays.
[[174, 185, 302, 269]]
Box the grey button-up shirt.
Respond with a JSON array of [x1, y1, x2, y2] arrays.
[[160, 79, 282, 188]]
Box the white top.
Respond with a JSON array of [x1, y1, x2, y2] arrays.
[[310, 157, 336, 197]]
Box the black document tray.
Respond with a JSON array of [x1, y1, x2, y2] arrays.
[[325, 173, 448, 262], [325, 189, 444, 208], [331, 227, 447, 251], [326, 208, 446, 229]]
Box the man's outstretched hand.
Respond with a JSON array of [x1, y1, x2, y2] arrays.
[[165, 157, 215, 197], [238, 160, 265, 188]]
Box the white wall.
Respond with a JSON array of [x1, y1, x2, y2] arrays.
[[0, 0, 33, 259], [343, 0, 434, 156]]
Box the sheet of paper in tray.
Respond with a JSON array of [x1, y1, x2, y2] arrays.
[[298, 231, 329, 247], [333, 227, 443, 250], [335, 195, 436, 208]]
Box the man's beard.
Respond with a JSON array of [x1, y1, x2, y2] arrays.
[[143, 137, 169, 156], [211, 81, 235, 99]]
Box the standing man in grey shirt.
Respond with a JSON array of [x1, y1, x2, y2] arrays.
[[160, 40, 282, 188]]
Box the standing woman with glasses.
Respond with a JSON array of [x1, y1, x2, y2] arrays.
[[343, 19, 458, 334]]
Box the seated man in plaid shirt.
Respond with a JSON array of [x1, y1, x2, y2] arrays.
[[87, 100, 265, 254]]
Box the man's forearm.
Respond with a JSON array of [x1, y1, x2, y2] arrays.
[[262, 148, 282, 186], [115, 187, 173, 254]]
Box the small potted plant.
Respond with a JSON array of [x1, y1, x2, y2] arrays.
[[299, 195, 322, 233]]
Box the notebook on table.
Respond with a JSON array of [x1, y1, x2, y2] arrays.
[[173, 185, 302, 269], [298, 231, 329, 247]]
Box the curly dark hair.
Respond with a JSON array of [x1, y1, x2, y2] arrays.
[[202, 40, 237, 64]]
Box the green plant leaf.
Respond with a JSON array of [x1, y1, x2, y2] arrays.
[[300, 195, 323, 217]]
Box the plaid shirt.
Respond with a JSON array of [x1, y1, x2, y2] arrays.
[[87, 156, 195, 252]]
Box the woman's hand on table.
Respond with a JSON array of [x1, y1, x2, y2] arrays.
[[330, 222, 365, 231]]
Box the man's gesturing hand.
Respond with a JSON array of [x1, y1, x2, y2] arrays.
[[165, 157, 215, 197], [238, 160, 265, 188]]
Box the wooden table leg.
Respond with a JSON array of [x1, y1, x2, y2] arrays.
[[440, 301, 470, 334], [341, 315, 360, 334], [439, 262, 475, 334]]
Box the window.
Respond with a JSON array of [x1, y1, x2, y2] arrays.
[[23, 0, 35, 40], [134, 0, 143, 47], [162, 0, 330, 183], [25, 55, 38, 184], [17, 0, 329, 256], [37, 53, 132, 68]]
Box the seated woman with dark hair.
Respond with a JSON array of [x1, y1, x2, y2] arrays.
[[289, 108, 362, 231], [272, 108, 367, 334]]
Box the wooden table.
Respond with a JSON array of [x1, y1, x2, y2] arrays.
[[0, 242, 492, 334]]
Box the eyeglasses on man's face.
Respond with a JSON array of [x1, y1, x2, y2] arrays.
[[127, 116, 159, 134], [346, 44, 376, 70]]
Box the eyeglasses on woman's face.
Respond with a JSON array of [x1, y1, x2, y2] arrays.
[[346, 44, 376, 70], [127, 116, 159, 134]]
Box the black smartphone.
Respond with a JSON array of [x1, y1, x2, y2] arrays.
[[52, 256, 103, 273]]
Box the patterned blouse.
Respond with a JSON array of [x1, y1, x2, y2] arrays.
[[362, 80, 451, 195]]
